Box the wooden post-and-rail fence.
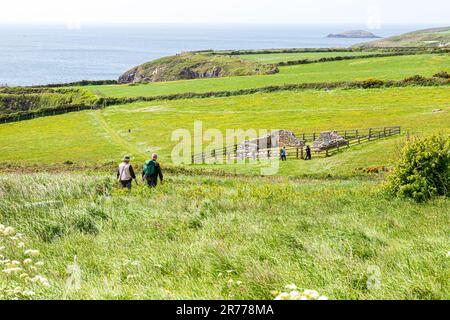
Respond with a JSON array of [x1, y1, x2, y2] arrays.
[[191, 126, 401, 164]]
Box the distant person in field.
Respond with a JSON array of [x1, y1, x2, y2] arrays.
[[117, 156, 138, 190], [142, 153, 163, 188], [280, 146, 287, 161], [305, 145, 312, 160]]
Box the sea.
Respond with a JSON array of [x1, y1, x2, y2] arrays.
[[0, 23, 433, 86]]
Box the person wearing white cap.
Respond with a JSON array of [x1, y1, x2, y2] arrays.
[[117, 155, 138, 190]]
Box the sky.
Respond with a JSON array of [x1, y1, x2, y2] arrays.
[[0, 0, 448, 28]]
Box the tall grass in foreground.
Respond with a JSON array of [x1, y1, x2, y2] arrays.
[[0, 173, 449, 299]]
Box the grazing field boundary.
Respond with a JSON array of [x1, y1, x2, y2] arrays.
[[206, 47, 450, 56], [100, 76, 449, 106], [1, 76, 448, 124], [191, 126, 401, 164], [276, 52, 415, 66]]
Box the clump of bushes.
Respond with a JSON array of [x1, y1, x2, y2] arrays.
[[433, 71, 450, 79], [386, 134, 449, 202]]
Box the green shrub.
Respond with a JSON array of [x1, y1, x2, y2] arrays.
[[433, 71, 450, 79], [386, 134, 449, 202]]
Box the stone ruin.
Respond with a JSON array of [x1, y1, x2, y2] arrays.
[[312, 131, 348, 152], [236, 130, 305, 160]]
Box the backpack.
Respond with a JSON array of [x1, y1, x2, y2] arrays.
[[143, 160, 156, 177]]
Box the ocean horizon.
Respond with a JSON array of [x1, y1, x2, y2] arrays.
[[0, 23, 438, 86]]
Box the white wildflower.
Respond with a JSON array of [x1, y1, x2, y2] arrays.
[[274, 285, 329, 300], [31, 275, 50, 287], [285, 284, 297, 290], [274, 292, 290, 300], [3, 227, 16, 236], [303, 289, 320, 299], [3, 267, 23, 275], [23, 258, 33, 265], [22, 290, 35, 297], [24, 249, 40, 257]]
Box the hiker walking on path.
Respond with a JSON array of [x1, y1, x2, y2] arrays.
[[117, 156, 138, 190], [280, 146, 287, 161], [142, 153, 164, 188], [305, 145, 312, 160]]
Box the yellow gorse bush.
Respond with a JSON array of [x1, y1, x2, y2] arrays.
[[0, 224, 50, 299]]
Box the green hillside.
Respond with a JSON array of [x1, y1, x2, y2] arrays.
[[0, 86, 448, 177], [118, 52, 278, 84], [82, 54, 450, 98], [1, 47, 449, 300], [237, 51, 384, 64], [1, 173, 448, 299], [0, 87, 98, 120], [355, 27, 450, 48]]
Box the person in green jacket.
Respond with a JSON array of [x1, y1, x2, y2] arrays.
[[142, 153, 164, 188]]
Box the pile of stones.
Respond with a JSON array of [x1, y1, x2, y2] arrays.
[[236, 130, 305, 159], [312, 131, 348, 152]]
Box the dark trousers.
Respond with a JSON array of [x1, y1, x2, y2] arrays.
[[305, 153, 312, 160], [145, 176, 158, 188], [120, 179, 132, 190], [281, 155, 287, 161]]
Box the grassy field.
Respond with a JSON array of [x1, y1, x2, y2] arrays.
[[1, 173, 449, 299], [1, 50, 449, 301], [237, 51, 384, 64], [78, 54, 450, 98], [0, 86, 448, 176]]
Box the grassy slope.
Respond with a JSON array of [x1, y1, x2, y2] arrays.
[[0, 87, 448, 176], [237, 51, 383, 64], [1, 174, 448, 299], [80, 54, 450, 98], [0, 88, 98, 117], [356, 27, 450, 48], [120, 53, 277, 83]]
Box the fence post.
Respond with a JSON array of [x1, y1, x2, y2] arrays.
[[313, 133, 316, 141], [368, 128, 372, 141], [301, 147, 304, 159], [191, 154, 194, 164]]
